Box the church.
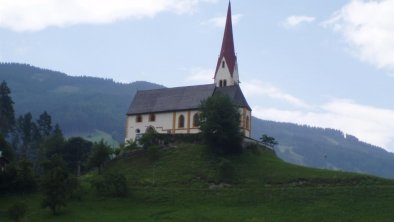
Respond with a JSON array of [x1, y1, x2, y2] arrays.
[[125, 2, 251, 142]]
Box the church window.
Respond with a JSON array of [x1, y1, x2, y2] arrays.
[[246, 115, 250, 130], [223, 80, 227, 86], [193, 113, 200, 127], [222, 61, 225, 68], [178, 115, 185, 128], [136, 115, 142, 123], [149, 113, 156, 122], [219, 80, 223, 87]]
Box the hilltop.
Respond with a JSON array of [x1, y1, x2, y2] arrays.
[[1, 62, 394, 178]]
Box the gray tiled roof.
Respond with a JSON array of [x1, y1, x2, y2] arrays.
[[127, 84, 215, 115], [214, 84, 251, 110], [127, 84, 251, 115]]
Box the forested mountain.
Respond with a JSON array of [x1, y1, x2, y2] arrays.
[[0, 63, 163, 141], [252, 118, 394, 178], [2, 62, 394, 178]]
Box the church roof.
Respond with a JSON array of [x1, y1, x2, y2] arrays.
[[127, 84, 216, 115], [214, 84, 251, 110], [127, 84, 251, 115], [214, 1, 237, 78]]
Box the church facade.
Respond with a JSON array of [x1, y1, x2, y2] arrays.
[[125, 2, 251, 142]]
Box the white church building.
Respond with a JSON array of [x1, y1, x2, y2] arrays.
[[125, 2, 251, 142]]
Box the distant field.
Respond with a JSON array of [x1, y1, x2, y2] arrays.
[[1, 144, 394, 221]]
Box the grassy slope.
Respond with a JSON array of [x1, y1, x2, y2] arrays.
[[2, 144, 394, 221]]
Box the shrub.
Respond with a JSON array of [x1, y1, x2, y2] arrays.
[[7, 202, 27, 222], [91, 173, 129, 197]]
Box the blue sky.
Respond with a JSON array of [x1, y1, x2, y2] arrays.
[[0, 0, 393, 151]]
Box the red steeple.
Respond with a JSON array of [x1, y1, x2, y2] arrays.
[[214, 1, 237, 78]]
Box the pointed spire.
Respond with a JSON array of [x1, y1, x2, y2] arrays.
[[214, 1, 237, 77]]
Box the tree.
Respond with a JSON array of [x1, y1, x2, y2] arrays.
[[41, 125, 65, 159], [0, 81, 15, 138], [63, 137, 92, 176], [88, 140, 111, 174], [14, 113, 39, 157], [199, 93, 243, 155], [41, 155, 74, 215], [37, 111, 53, 138], [14, 157, 37, 192], [0, 133, 14, 161], [260, 134, 278, 147]]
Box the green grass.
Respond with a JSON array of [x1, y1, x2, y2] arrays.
[[2, 143, 394, 221]]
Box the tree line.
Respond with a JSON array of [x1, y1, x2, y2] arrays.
[[0, 80, 115, 217]]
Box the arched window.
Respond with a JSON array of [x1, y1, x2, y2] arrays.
[[223, 80, 227, 86], [136, 115, 142, 123], [193, 113, 200, 127], [178, 115, 185, 128], [149, 113, 156, 122], [219, 80, 223, 87], [222, 61, 225, 68], [245, 116, 250, 130]]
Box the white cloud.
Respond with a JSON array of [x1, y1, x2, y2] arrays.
[[285, 15, 315, 27], [242, 81, 309, 108], [0, 0, 215, 31], [184, 67, 214, 84], [203, 14, 243, 27], [325, 0, 394, 70], [253, 99, 394, 151]]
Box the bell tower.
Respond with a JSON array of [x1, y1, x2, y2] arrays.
[[214, 1, 239, 87]]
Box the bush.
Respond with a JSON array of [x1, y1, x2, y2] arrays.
[[91, 173, 129, 197], [15, 158, 37, 192], [138, 130, 158, 149], [7, 202, 27, 222]]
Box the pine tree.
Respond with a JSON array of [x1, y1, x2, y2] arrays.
[[37, 111, 52, 138], [15, 113, 38, 157], [0, 81, 15, 137]]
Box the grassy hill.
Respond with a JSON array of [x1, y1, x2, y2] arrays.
[[2, 62, 394, 178], [1, 143, 394, 221]]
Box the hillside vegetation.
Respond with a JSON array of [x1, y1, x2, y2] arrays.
[[1, 143, 394, 222], [2, 62, 394, 179]]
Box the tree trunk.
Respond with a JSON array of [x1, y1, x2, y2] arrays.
[[77, 161, 81, 177]]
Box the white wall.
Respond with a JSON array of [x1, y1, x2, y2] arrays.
[[125, 110, 201, 142], [125, 108, 251, 141]]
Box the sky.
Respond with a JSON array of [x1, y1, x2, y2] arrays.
[[0, 0, 393, 151]]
